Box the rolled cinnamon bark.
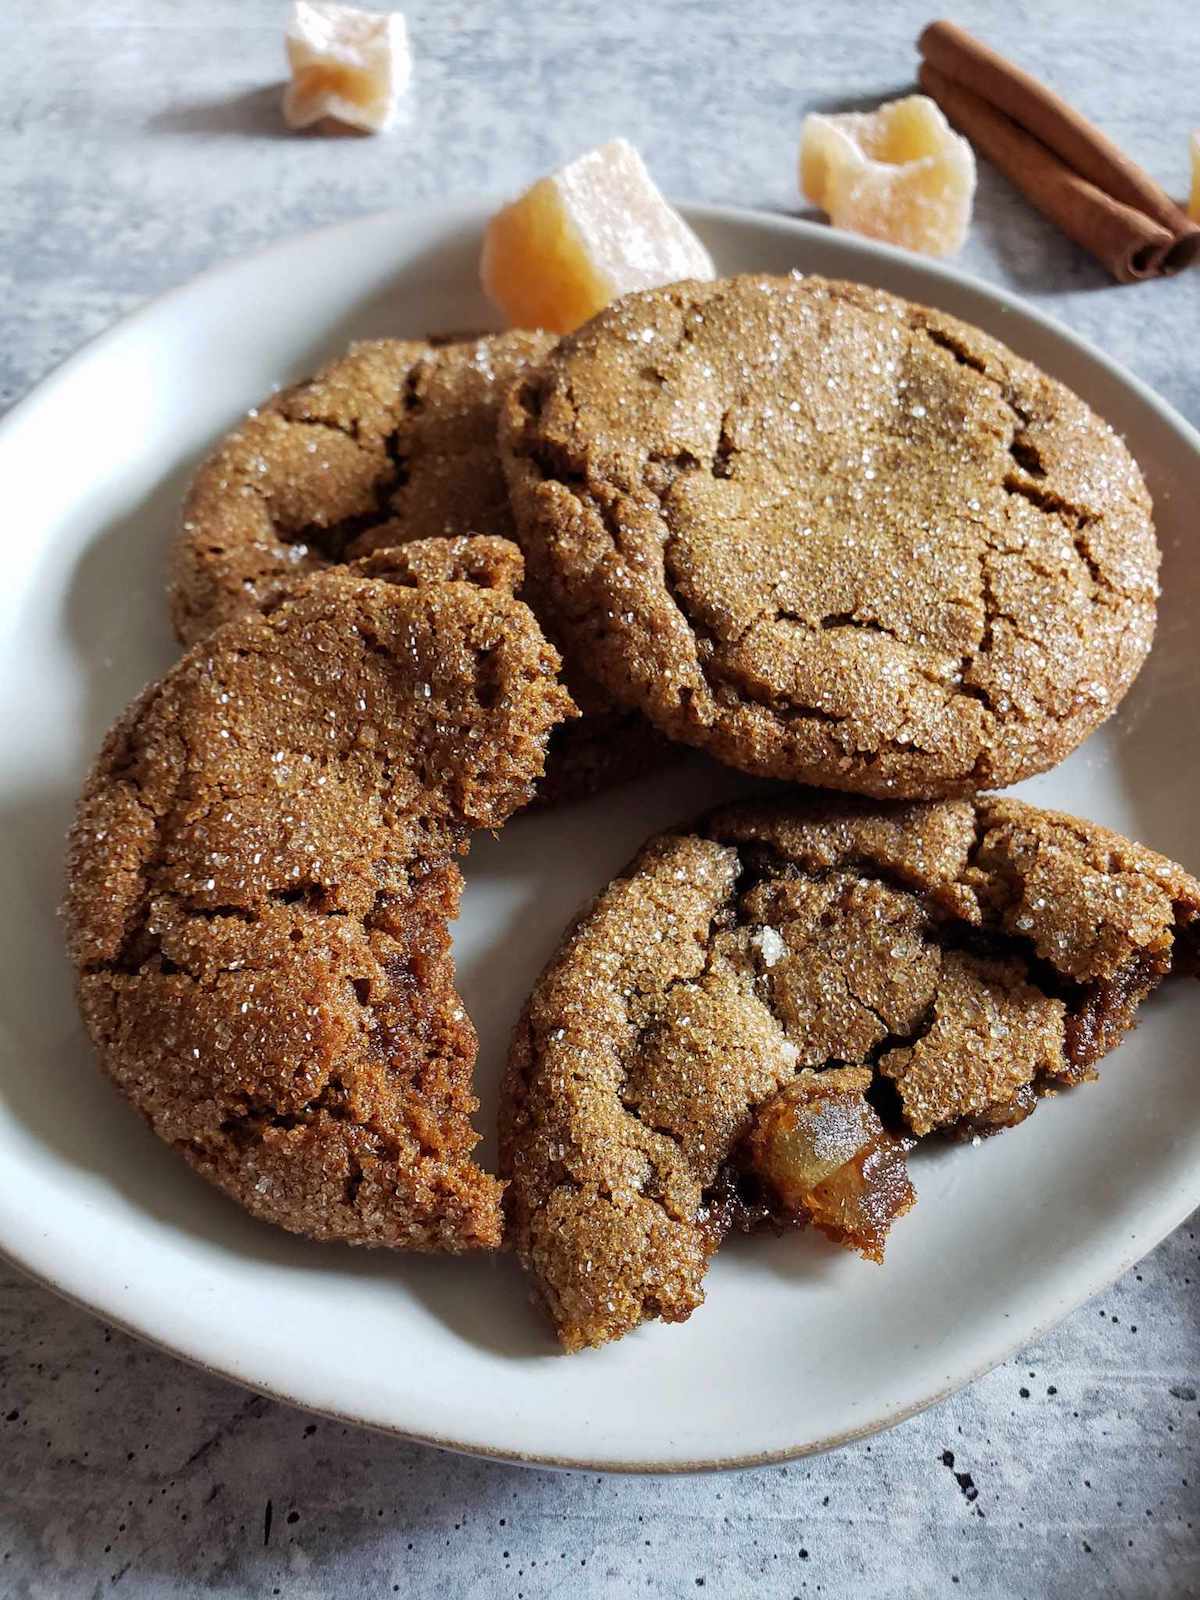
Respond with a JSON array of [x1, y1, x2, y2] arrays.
[[918, 64, 1178, 284], [918, 20, 1200, 281]]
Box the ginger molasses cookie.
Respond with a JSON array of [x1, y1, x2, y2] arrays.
[[65, 543, 573, 1251], [500, 794, 1199, 1348], [170, 332, 554, 644], [171, 331, 666, 804], [345, 535, 673, 806], [500, 274, 1159, 799]]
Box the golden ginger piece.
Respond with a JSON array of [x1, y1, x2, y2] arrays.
[[481, 137, 715, 334], [283, 1, 411, 133], [1190, 130, 1200, 223], [745, 1068, 915, 1263], [800, 94, 976, 257]]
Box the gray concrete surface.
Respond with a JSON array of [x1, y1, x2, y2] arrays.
[[1, 1, 1198, 1595]]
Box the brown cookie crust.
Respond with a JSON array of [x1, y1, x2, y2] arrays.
[[170, 332, 664, 804], [500, 274, 1159, 799], [346, 531, 528, 592], [500, 794, 1199, 1348], [66, 548, 573, 1251], [170, 333, 554, 645], [344, 535, 671, 805]]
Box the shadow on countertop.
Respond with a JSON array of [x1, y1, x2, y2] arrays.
[[147, 85, 298, 140]]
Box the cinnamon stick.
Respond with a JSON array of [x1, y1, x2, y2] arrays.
[[917, 20, 1200, 282], [917, 63, 1177, 283]]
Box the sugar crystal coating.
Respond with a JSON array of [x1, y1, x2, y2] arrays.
[[171, 334, 553, 646], [283, 1, 411, 133], [800, 95, 976, 257], [170, 332, 664, 806], [481, 138, 715, 334]]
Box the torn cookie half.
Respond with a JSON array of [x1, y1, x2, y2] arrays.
[[169, 331, 668, 806], [500, 794, 1199, 1349], [64, 541, 574, 1251]]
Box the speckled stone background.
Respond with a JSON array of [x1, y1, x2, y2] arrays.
[[2, 1, 1199, 1595]]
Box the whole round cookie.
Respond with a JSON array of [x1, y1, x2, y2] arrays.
[[170, 332, 554, 645], [171, 330, 668, 804], [65, 545, 573, 1251], [500, 794, 1200, 1349], [500, 274, 1160, 798]]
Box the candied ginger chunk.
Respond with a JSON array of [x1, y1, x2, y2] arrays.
[[800, 94, 976, 257], [481, 137, 715, 333], [746, 1068, 915, 1263], [283, 1, 410, 133], [1190, 130, 1200, 223]]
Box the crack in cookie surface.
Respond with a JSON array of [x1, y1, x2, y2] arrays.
[[171, 333, 555, 646], [499, 793, 1200, 1349], [171, 333, 670, 807], [66, 547, 574, 1251], [500, 275, 1159, 798]]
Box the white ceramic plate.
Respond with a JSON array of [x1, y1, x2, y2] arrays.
[[1, 202, 1198, 1473]]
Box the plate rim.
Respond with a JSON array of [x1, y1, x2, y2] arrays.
[[2, 198, 1199, 1473]]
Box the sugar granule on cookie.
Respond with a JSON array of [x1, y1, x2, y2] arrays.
[[501, 273, 1159, 801], [500, 794, 1199, 1349], [65, 549, 574, 1251]]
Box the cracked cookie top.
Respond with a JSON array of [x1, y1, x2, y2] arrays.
[[500, 794, 1199, 1349], [170, 332, 555, 647], [169, 330, 668, 807], [65, 548, 574, 1252], [500, 275, 1159, 799]]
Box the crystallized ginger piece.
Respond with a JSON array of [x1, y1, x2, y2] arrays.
[[481, 138, 715, 334], [800, 94, 976, 257], [1190, 130, 1200, 223], [283, 1, 411, 133], [745, 1068, 915, 1263]]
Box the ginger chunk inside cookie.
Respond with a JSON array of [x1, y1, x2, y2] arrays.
[[736, 1069, 915, 1263], [501, 794, 1199, 1349], [65, 549, 573, 1252]]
